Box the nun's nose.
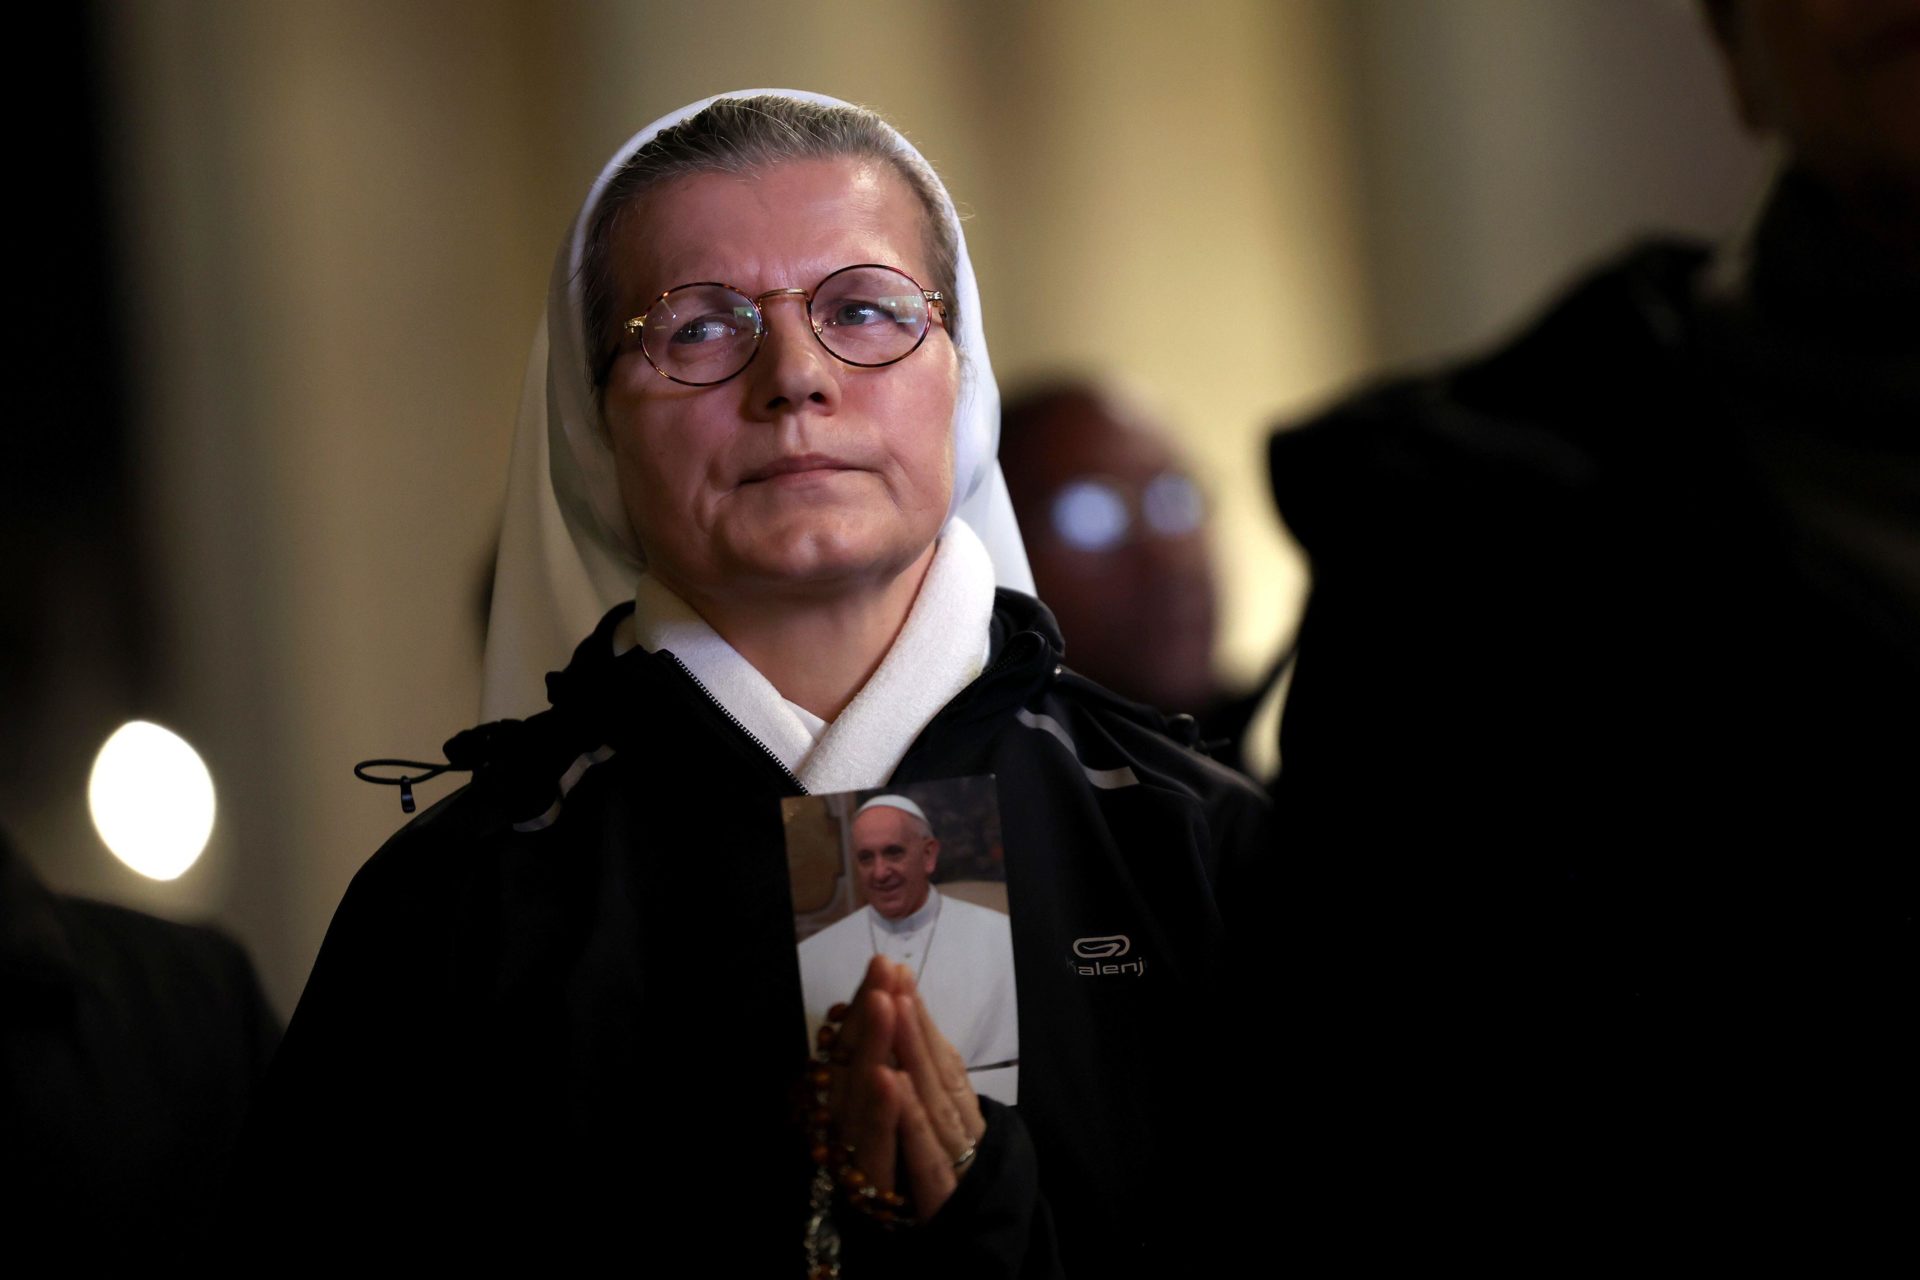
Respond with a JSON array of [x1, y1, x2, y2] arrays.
[[742, 294, 838, 419]]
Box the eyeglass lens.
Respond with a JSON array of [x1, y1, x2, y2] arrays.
[[639, 265, 930, 386], [1050, 474, 1206, 553]]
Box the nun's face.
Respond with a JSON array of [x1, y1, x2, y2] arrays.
[[601, 158, 958, 609]]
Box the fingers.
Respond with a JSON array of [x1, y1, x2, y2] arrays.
[[894, 991, 977, 1159], [863, 953, 900, 995], [909, 986, 985, 1142], [893, 1072, 960, 1215], [821, 961, 989, 1217], [853, 1065, 960, 1215], [847, 1059, 902, 1195], [833, 956, 898, 1057], [830, 984, 896, 1136], [850, 986, 895, 1075], [829, 958, 910, 1077]]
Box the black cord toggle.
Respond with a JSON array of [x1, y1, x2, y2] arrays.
[[352, 721, 528, 814], [353, 758, 459, 814]]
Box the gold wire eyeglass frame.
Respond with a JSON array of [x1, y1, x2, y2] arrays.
[[614, 262, 946, 388]]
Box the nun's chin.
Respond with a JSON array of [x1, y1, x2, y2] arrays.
[[637, 485, 949, 606]]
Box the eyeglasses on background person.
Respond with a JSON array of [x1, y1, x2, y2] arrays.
[[617, 263, 945, 387], [1047, 471, 1207, 553]]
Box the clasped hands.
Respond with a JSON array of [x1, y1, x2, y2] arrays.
[[827, 955, 986, 1219]]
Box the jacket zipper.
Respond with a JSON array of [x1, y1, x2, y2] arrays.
[[660, 651, 808, 794], [892, 629, 1056, 775]]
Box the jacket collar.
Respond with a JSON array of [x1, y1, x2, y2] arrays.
[[449, 588, 1064, 816]]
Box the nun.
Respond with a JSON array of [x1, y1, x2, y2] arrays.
[[241, 91, 1269, 1277]]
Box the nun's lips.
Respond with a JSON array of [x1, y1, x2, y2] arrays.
[[739, 453, 863, 485]]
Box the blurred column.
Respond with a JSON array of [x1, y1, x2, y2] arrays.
[[1342, 0, 1767, 366], [101, 0, 543, 1012]]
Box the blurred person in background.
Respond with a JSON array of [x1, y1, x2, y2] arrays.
[[1271, 0, 1917, 1251], [1000, 382, 1266, 771]]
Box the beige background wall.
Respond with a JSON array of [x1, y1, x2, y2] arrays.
[[19, 0, 1763, 1015]]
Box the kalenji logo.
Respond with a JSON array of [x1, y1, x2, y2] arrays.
[[1069, 934, 1145, 977]]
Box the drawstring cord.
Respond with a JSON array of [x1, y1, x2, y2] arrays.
[[351, 719, 534, 813], [352, 759, 462, 814]]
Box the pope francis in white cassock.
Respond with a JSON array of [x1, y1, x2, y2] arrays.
[[799, 795, 1020, 1103]]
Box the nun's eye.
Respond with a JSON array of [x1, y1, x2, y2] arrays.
[[671, 312, 749, 346], [824, 299, 888, 327]]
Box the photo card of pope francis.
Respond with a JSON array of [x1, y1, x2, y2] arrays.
[[784, 776, 1020, 1104]]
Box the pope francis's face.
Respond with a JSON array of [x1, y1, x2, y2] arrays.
[[851, 805, 939, 921]]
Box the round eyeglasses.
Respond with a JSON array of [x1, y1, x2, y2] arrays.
[[1049, 472, 1207, 553], [619, 263, 945, 388]]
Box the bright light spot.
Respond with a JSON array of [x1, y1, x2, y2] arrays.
[[88, 721, 216, 881]]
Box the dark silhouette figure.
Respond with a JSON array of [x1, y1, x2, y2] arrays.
[[1271, 0, 1917, 1253], [1, 829, 280, 1263]]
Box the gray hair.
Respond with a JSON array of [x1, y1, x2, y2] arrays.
[[580, 95, 960, 389]]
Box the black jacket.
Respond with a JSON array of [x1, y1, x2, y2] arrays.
[[238, 590, 1269, 1275]]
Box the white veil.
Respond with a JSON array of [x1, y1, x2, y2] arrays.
[[480, 89, 1034, 722]]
